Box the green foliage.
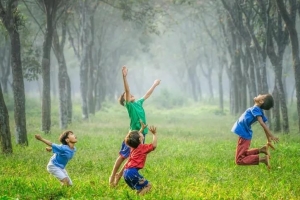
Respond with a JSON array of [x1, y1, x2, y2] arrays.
[[22, 47, 41, 81], [1, 100, 300, 199]]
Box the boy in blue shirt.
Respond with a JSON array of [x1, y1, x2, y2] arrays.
[[35, 130, 77, 186], [109, 66, 160, 186], [231, 94, 279, 169]]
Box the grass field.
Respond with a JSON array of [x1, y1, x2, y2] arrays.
[[1, 100, 300, 200]]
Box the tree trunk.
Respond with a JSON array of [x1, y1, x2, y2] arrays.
[[0, 41, 11, 94], [272, 85, 281, 132], [80, 0, 89, 120], [0, 82, 13, 153], [41, 3, 55, 133], [53, 26, 72, 129], [276, 0, 300, 132], [0, 1, 28, 145]]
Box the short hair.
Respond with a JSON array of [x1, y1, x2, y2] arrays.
[[59, 130, 73, 145], [125, 130, 141, 148], [260, 94, 274, 110], [118, 92, 125, 106]]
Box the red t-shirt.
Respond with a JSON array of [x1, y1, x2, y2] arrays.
[[125, 144, 154, 169]]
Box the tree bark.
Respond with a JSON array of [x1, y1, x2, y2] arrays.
[[0, 82, 13, 153], [41, 1, 56, 133], [276, 0, 300, 132], [53, 23, 72, 129], [0, 0, 28, 145], [79, 0, 89, 120]]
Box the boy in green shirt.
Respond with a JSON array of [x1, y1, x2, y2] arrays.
[[109, 66, 160, 187]]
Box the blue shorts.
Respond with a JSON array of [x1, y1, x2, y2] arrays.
[[123, 168, 148, 190], [119, 133, 146, 158]]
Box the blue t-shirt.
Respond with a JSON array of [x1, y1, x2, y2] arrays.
[[124, 98, 148, 134], [231, 106, 267, 140], [50, 144, 76, 169]]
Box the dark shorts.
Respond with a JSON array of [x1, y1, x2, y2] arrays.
[[119, 133, 146, 158], [123, 168, 149, 191]]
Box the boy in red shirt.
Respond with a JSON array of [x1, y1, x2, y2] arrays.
[[123, 124, 157, 196]]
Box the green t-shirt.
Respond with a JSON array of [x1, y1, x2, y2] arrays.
[[124, 98, 148, 134]]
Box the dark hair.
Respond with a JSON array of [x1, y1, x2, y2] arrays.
[[260, 94, 274, 110], [118, 92, 125, 106], [59, 130, 73, 145], [125, 130, 141, 148]]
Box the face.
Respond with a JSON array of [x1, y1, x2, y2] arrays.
[[66, 132, 77, 144], [253, 94, 267, 105], [139, 132, 144, 144]]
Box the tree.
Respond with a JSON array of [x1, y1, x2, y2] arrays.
[[0, 83, 12, 153], [38, 0, 62, 133], [0, 0, 28, 145], [52, 14, 72, 129], [0, 38, 11, 94], [276, 0, 300, 132]]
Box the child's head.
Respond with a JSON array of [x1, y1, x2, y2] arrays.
[[59, 130, 77, 145], [125, 130, 144, 148], [254, 94, 274, 110], [118, 92, 135, 106]]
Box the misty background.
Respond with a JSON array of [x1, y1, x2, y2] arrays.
[[1, 0, 300, 150]]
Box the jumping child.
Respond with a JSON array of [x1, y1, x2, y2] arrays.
[[109, 66, 160, 186], [231, 94, 279, 169], [35, 131, 77, 186], [123, 123, 157, 196]]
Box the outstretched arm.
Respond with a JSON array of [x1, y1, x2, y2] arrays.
[[122, 66, 131, 102], [257, 116, 279, 143], [35, 134, 52, 147], [142, 79, 161, 100]]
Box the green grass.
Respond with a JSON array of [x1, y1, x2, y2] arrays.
[[1, 101, 300, 199]]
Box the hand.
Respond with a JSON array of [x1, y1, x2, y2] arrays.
[[46, 147, 52, 152], [122, 66, 128, 77], [269, 135, 279, 143], [35, 134, 42, 141], [139, 120, 148, 132], [154, 79, 161, 86], [149, 126, 157, 135]]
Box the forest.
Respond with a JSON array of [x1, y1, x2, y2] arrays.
[[1, 0, 300, 199], [1, 0, 299, 152]]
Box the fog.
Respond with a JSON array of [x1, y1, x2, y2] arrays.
[[2, 1, 298, 106]]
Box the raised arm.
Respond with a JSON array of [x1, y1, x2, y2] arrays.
[[35, 134, 52, 147], [122, 66, 131, 102], [142, 79, 161, 100], [257, 116, 279, 143], [139, 120, 148, 133], [148, 126, 157, 149]]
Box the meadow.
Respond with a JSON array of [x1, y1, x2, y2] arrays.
[[1, 98, 300, 200]]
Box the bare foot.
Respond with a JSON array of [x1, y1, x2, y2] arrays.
[[114, 173, 122, 186], [260, 145, 270, 158], [137, 184, 152, 196], [260, 155, 270, 170], [109, 176, 115, 187]]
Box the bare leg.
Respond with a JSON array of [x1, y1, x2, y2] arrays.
[[114, 164, 125, 186], [137, 183, 152, 196], [109, 156, 126, 186]]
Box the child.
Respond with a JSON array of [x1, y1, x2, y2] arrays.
[[123, 124, 157, 196], [231, 94, 279, 169], [109, 66, 160, 186], [35, 130, 77, 186]]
